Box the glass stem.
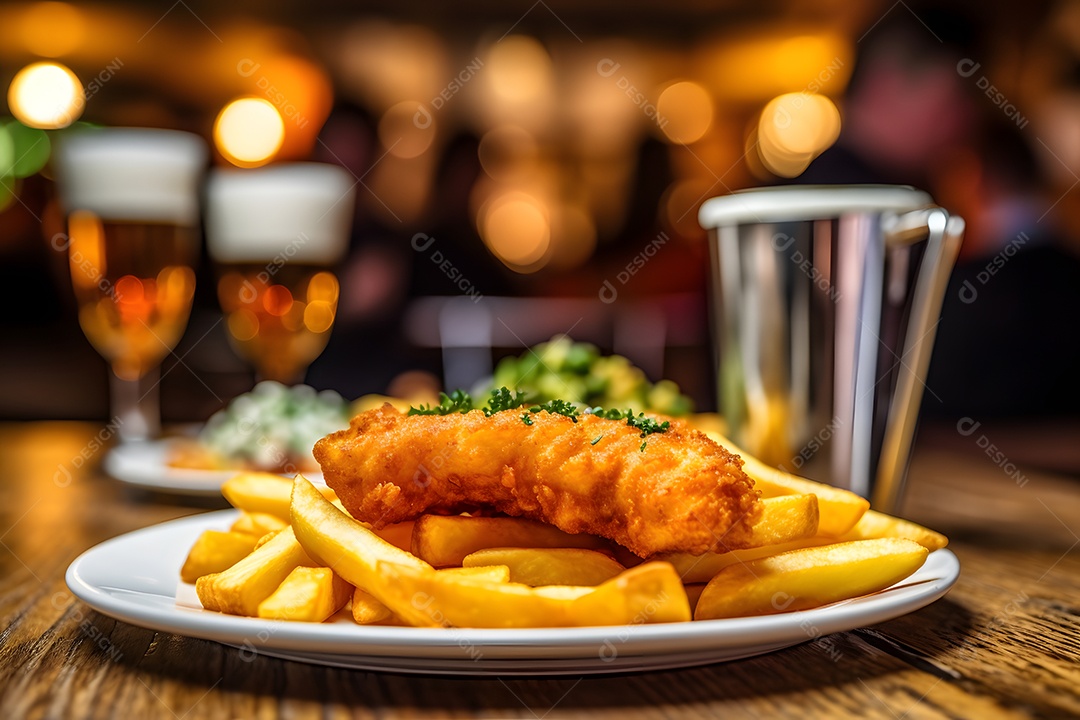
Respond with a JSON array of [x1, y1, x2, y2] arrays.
[[110, 366, 161, 442]]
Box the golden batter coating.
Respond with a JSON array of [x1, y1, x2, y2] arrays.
[[314, 405, 761, 557]]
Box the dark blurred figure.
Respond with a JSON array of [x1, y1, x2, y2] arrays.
[[307, 110, 516, 397], [799, 8, 981, 190], [796, 7, 1080, 417], [927, 122, 1080, 416], [307, 103, 417, 397]]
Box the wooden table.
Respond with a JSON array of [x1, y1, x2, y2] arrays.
[[0, 421, 1076, 719]]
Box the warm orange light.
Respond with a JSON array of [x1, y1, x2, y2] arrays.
[[214, 97, 285, 168], [247, 55, 334, 159], [114, 275, 155, 323], [19, 2, 86, 58], [67, 210, 104, 289], [549, 203, 597, 269], [335, 22, 446, 110], [757, 93, 841, 177], [477, 125, 539, 181], [306, 272, 339, 303], [662, 179, 715, 238], [262, 285, 293, 317], [480, 192, 550, 271], [699, 31, 852, 101], [379, 100, 436, 158], [487, 36, 553, 104], [656, 81, 713, 145], [115, 276, 145, 304], [303, 301, 335, 333], [479, 35, 555, 129], [228, 308, 259, 342], [8, 62, 84, 129]]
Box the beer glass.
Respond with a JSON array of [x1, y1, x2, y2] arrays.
[[205, 163, 354, 384], [55, 128, 208, 442], [699, 185, 965, 512]]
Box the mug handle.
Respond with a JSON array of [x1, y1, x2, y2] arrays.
[[873, 209, 965, 511]]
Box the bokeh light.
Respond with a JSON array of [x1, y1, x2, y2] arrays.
[[479, 191, 551, 271], [656, 81, 713, 145], [479, 35, 555, 129], [487, 36, 553, 105], [247, 55, 334, 159], [549, 203, 598, 270], [756, 93, 841, 177], [662, 178, 716, 238], [698, 32, 852, 101], [7, 62, 84, 129], [18, 2, 86, 58], [477, 125, 539, 181], [335, 22, 446, 110], [379, 100, 436, 158], [303, 271, 339, 333], [214, 97, 286, 168]]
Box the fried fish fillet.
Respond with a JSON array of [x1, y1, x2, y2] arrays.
[[313, 406, 761, 557]]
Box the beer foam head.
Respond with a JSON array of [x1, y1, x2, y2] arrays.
[[206, 163, 355, 264], [54, 128, 207, 225]]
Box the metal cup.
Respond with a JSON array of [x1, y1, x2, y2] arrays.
[[699, 185, 965, 512]]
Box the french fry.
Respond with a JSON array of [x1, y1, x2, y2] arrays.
[[289, 475, 433, 615], [743, 494, 820, 548], [348, 565, 510, 625], [378, 560, 691, 628], [654, 495, 821, 583], [439, 565, 511, 582], [705, 430, 870, 537], [221, 472, 337, 521], [463, 548, 624, 586], [257, 566, 352, 622], [693, 538, 928, 619], [195, 526, 314, 616], [254, 530, 279, 549], [839, 509, 949, 551], [373, 521, 415, 552], [180, 530, 259, 584], [411, 515, 610, 567], [351, 586, 392, 625], [230, 511, 288, 538], [658, 537, 831, 584]]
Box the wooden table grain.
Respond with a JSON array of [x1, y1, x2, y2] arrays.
[[0, 420, 1077, 719]]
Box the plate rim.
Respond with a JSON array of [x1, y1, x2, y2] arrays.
[[103, 440, 323, 495], [65, 510, 960, 670]]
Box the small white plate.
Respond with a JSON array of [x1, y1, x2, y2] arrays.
[[66, 510, 960, 676], [104, 441, 323, 496]]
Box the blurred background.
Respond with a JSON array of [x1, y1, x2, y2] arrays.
[[1, 0, 1079, 425]]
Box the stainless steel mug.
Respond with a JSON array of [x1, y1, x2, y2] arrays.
[[699, 185, 964, 512]]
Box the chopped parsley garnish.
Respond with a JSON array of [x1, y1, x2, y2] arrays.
[[528, 399, 580, 422], [586, 407, 670, 438], [485, 387, 529, 416], [409, 387, 528, 417], [408, 388, 671, 452], [640, 441, 647, 452], [627, 412, 671, 438], [407, 389, 473, 416]]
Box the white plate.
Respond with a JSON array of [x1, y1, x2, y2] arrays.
[[66, 510, 960, 676], [104, 441, 323, 496]]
